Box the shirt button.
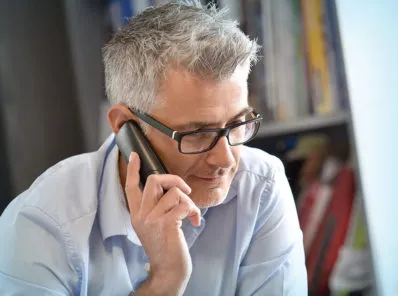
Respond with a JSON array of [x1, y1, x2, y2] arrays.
[[144, 262, 150, 272]]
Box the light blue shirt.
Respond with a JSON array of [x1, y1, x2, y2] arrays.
[[0, 135, 307, 295]]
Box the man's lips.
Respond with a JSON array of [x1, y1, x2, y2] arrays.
[[194, 176, 224, 184]]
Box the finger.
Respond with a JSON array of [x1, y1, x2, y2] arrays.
[[148, 187, 188, 218], [165, 197, 201, 227], [140, 174, 191, 216], [125, 152, 143, 217]]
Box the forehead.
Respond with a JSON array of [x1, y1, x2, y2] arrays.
[[153, 66, 249, 126]]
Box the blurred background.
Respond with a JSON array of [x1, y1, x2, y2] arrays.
[[0, 0, 397, 295]]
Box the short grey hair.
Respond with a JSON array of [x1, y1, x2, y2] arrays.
[[102, 0, 259, 113]]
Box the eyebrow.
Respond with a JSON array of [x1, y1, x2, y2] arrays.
[[175, 106, 254, 131]]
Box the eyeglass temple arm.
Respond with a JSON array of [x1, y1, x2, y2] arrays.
[[129, 108, 178, 139]]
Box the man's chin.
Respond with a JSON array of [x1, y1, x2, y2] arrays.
[[190, 187, 228, 209]]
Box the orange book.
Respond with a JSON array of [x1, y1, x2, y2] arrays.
[[301, 0, 332, 115]]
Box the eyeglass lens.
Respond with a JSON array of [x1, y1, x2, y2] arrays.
[[180, 120, 259, 153]]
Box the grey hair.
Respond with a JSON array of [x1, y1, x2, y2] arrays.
[[102, 0, 259, 113]]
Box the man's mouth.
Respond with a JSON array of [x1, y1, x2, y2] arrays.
[[194, 176, 224, 185]]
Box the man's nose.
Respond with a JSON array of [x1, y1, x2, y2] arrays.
[[206, 136, 235, 169]]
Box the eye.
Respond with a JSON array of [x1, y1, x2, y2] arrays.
[[227, 118, 244, 127], [192, 127, 209, 133]]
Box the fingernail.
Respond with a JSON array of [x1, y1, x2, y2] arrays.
[[129, 152, 135, 163]]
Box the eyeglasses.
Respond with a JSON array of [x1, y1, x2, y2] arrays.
[[129, 107, 263, 154]]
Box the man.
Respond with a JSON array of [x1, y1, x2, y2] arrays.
[[0, 1, 307, 295]]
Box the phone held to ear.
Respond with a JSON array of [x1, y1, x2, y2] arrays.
[[115, 120, 168, 186]]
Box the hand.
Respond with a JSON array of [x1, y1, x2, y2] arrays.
[[125, 152, 201, 295]]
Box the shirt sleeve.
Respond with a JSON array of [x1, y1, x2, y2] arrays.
[[237, 159, 308, 296], [0, 203, 79, 295]]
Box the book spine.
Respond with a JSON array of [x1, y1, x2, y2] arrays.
[[325, 0, 349, 110], [301, 0, 332, 115], [292, 0, 310, 117], [273, 0, 284, 121], [284, 0, 299, 120], [246, 0, 269, 117], [299, 0, 314, 115], [267, 0, 281, 121], [322, 0, 339, 113]]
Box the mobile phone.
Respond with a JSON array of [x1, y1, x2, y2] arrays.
[[115, 120, 168, 186]]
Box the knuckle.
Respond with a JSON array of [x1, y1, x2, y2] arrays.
[[177, 201, 189, 213], [172, 174, 182, 182], [168, 174, 184, 186], [142, 217, 153, 227], [170, 187, 186, 203], [168, 186, 180, 195], [168, 218, 183, 229], [165, 210, 184, 227], [175, 175, 186, 186], [186, 202, 198, 215], [146, 174, 158, 185], [138, 216, 157, 230], [178, 194, 191, 206], [163, 191, 180, 208]]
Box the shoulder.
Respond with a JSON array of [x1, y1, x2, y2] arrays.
[[228, 146, 287, 215], [232, 146, 295, 223], [234, 145, 285, 187], [0, 151, 106, 293], [0, 150, 108, 291], [234, 145, 302, 242], [4, 150, 102, 227]]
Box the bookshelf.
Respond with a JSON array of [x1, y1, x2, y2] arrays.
[[238, 0, 350, 140], [258, 111, 349, 137]]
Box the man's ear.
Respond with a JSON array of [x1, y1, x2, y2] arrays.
[[107, 104, 139, 134]]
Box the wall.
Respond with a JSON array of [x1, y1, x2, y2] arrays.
[[337, 0, 398, 295], [63, 0, 106, 151], [0, 0, 85, 199]]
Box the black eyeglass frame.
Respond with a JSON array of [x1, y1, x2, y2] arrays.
[[128, 107, 263, 154]]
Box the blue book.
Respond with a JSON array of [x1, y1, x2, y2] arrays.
[[243, 0, 270, 119], [324, 0, 349, 110]]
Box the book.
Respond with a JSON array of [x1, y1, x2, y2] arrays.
[[324, 0, 349, 110], [244, 0, 270, 118], [292, 0, 310, 117], [301, 0, 333, 115], [306, 167, 356, 295]]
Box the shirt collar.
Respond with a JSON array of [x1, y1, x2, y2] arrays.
[[98, 134, 141, 244], [222, 180, 238, 206]]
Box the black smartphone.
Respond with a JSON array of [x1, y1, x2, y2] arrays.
[[115, 120, 168, 186]]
